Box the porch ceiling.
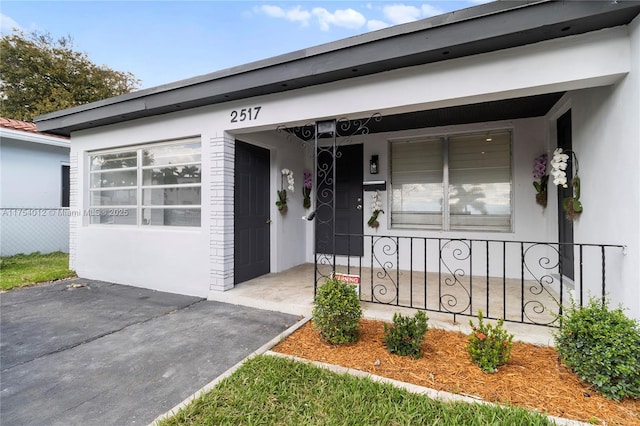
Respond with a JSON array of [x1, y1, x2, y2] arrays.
[[363, 92, 565, 134], [290, 92, 565, 137]]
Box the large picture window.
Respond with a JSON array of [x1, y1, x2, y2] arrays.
[[391, 130, 511, 232], [89, 138, 201, 227]]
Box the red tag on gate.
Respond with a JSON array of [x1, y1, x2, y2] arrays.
[[333, 273, 361, 285]]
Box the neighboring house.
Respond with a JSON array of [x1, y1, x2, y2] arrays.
[[35, 1, 640, 321], [0, 118, 71, 256]]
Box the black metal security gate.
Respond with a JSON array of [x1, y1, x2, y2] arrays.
[[310, 116, 381, 290]]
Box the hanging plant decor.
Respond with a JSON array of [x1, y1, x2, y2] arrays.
[[276, 168, 294, 214], [276, 189, 288, 213], [302, 170, 312, 209], [367, 190, 384, 228], [550, 148, 582, 220], [532, 153, 549, 208]]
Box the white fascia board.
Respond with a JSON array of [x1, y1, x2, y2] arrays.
[[0, 128, 70, 148]]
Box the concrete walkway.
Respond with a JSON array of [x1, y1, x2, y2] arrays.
[[0, 279, 299, 426]]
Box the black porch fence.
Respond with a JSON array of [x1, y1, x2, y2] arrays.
[[314, 235, 625, 327]]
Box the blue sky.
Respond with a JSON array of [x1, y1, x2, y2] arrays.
[[1, 1, 489, 89]]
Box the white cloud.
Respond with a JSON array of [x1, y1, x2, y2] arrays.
[[255, 3, 449, 33], [256, 5, 366, 32], [367, 20, 389, 31], [421, 4, 444, 18], [312, 7, 366, 31], [0, 14, 23, 35], [258, 5, 284, 18], [256, 5, 311, 26], [383, 4, 422, 25]]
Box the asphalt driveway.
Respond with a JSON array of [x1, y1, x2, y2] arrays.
[[0, 279, 299, 426]]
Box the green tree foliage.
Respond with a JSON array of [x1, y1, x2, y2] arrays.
[[0, 30, 139, 121]]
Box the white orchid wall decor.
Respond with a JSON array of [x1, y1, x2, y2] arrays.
[[367, 190, 384, 228], [276, 168, 295, 214], [550, 148, 582, 220]]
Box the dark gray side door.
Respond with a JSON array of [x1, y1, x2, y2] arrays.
[[234, 140, 270, 284], [557, 110, 574, 280]]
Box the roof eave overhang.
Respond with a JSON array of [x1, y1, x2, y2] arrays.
[[0, 128, 70, 148], [34, 0, 640, 137]]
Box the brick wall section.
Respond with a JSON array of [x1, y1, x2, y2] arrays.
[[209, 134, 235, 291], [68, 152, 79, 270]]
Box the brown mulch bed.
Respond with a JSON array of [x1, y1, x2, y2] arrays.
[[272, 319, 640, 426]]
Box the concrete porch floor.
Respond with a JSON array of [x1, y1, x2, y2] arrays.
[[208, 263, 556, 346]]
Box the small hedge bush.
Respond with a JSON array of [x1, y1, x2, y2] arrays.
[[467, 311, 513, 373], [383, 310, 429, 358], [554, 297, 640, 401], [312, 277, 362, 344]]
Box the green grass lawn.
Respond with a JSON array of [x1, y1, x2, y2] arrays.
[[158, 355, 554, 426], [0, 251, 76, 291]]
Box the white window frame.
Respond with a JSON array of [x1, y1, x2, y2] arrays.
[[390, 129, 513, 232], [88, 138, 202, 227]]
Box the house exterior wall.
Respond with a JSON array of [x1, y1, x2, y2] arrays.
[[69, 113, 215, 297], [0, 138, 70, 256], [68, 24, 638, 317], [563, 15, 640, 318]]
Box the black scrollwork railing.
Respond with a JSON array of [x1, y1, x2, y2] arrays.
[[315, 234, 625, 327], [521, 243, 562, 325], [370, 236, 399, 305], [439, 239, 472, 317]]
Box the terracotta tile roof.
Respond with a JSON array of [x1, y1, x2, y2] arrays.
[[0, 117, 69, 139]]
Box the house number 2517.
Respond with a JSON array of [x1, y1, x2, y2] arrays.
[[230, 106, 262, 123]]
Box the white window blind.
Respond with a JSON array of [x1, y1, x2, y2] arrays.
[[448, 131, 511, 231], [391, 137, 443, 228], [390, 130, 512, 232]]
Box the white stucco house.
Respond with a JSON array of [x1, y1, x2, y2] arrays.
[[35, 1, 640, 323], [0, 118, 71, 256]]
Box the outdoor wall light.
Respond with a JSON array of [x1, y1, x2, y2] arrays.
[[370, 155, 379, 174]]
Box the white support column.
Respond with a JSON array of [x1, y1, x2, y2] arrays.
[[209, 133, 235, 291]]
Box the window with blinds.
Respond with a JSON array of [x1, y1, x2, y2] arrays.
[[391, 130, 512, 232]]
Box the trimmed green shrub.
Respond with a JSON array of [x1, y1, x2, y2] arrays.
[[467, 311, 513, 373], [383, 310, 429, 358], [312, 277, 362, 344], [554, 297, 640, 401]]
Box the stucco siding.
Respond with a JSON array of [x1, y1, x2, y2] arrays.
[[0, 139, 70, 256], [566, 15, 640, 318]]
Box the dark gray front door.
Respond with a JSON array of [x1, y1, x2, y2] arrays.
[[234, 140, 270, 284], [316, 144, 364, 256], [557, 110, 574, 280]]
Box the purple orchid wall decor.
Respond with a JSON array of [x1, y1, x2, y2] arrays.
[[532, 153, 549, 208]]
